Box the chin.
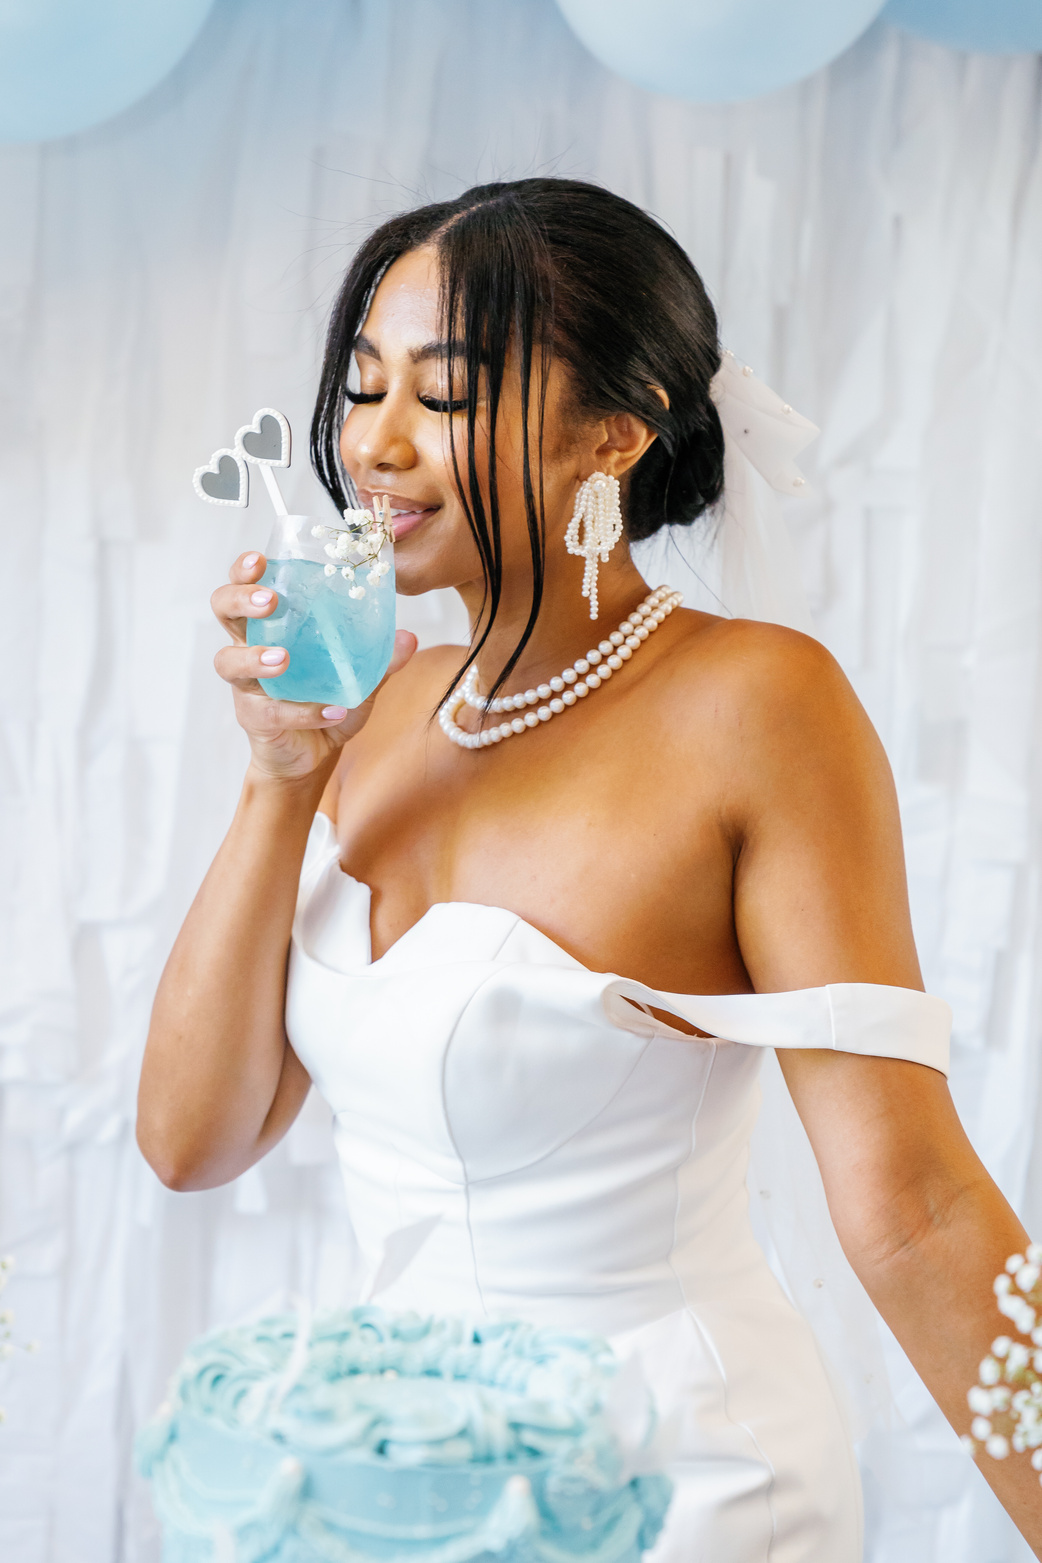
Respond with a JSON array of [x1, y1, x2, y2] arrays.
[[393, 574, 439, 598], [391, 539, 480, 598], [392, 563, 466, 597]]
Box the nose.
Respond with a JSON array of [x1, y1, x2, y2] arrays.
[[340, 401, 417, 480]]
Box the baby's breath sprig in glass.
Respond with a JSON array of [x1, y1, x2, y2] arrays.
[[311, 494, 393, 601], [963, 1243, 1042, 1476], [0, 1255, 40, 1427]]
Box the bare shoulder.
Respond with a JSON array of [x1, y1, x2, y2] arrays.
[[662, 611, 857, 724], [658, 618, 920, 991], [655, 612, 890, 805]]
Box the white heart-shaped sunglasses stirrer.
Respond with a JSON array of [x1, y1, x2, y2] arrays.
[[192, 408, 294, 515]]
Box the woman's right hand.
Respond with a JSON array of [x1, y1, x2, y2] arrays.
[[211, 551, 417, 784]]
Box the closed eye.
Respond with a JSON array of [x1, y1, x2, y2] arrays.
[[344, 390, 469, 414], [419, 395, 469, 414]]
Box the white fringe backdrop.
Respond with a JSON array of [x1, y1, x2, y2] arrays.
[[1, 2, 1041, 1558]]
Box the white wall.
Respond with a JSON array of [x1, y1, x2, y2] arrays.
[[2, 2, 1041, 1557]]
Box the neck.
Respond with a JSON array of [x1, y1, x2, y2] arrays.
[[456, 553, 654, 694]]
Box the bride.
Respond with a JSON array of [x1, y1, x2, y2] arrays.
[[137, 178, 1042, 1560]]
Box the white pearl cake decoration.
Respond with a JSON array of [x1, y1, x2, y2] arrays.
[[439, 585, 684, 750]]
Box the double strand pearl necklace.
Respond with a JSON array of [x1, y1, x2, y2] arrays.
[[438, 585, 683, 749]]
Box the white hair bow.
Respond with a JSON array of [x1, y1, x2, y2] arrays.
[[633, 349, 818, 634], [710, 349, 818, 495]]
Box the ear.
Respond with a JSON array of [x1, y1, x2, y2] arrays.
[[591, 386, 669, 480]]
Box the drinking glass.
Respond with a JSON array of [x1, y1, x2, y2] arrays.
[[246, 511, 395, 708]]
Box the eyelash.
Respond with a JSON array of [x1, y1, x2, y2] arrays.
[[344, 390, 469, 414]]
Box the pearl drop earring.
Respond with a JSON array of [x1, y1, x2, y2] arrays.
[[564, 472, 623, 620]]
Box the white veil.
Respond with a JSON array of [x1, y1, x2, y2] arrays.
[[633, 351, 893, 1441]]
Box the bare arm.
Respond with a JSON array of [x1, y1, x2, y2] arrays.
[[136, 552, 415, 1190], [139, 767, 326, 1190], [725, 625, 1040, 1555], [778, 1050, 1036, 1539]]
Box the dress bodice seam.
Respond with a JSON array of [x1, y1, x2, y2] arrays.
[[448, 1030, 656, 1190], [437, 956, 522, 1316], [665, 1040, 717, 1317]]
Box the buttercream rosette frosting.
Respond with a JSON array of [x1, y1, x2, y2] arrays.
[[136, 1306, 673, 1562]]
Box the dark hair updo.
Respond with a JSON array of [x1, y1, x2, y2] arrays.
[[311, 177, 724, 696]]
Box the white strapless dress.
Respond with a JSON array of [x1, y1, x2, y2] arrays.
[[285, 814, 951, 1563]]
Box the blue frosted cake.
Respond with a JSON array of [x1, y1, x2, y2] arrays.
[[136, 1306, 672, 1562]]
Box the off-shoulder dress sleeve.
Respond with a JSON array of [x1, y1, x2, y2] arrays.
[[602, 980, 951, 1076]]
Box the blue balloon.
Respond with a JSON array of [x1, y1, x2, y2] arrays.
[[555, 0, 888, 103], [883, 0, 1042, 52], [0, 0, 216, 144]]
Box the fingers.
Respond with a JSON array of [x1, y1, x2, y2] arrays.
[[215, 630, 416, 693], [387, 629, 419, 677], [215, 647, 353, 729], [210, 553, 274, 640], [238, 689, 355, 734], [211, 579, 279, 640], [230, 551, 267, 584], [216, 621, 420, 767], [215, 643, 289, 687]]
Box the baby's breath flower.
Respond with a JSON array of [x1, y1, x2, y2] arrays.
[[1018, 1264, 1041, 1293], [1009, 1343, 1031, 1373], [973, 1250, 1042, 1478]]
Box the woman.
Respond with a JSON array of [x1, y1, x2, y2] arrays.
[[138, 179, 1042, 1560]]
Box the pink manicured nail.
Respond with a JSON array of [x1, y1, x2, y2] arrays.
[[260, 648, 285, 665], [251, 590, 273, 605], [321, 706, 347, 720], [243, 553, 260, 568]]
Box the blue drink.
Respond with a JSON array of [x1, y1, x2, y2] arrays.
[[246, 514, 395, 708]]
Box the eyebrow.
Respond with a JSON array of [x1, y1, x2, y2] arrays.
[[353, 335, 467, 364]]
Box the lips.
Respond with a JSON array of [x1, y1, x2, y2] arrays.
[[388, 507, 437, 541], [360, 492, 439, 541]]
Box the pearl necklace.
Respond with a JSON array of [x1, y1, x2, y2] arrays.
[[438, 585, 683, 749]]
